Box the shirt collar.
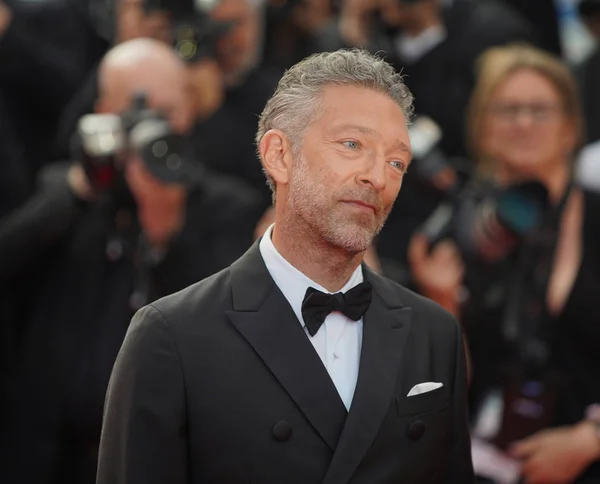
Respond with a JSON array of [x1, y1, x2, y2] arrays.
[[258, 224, 364, 328]]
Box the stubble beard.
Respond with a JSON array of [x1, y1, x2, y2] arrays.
[[288, 157, 390, 253]]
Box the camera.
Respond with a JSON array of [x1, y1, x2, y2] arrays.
[[74, 93, 200, 192], [421, 179, 550, 263], [143, 0, 235, 62], [409, 116, 550, 263]]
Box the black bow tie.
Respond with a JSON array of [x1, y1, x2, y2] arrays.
[[301, 282, 372, 337]]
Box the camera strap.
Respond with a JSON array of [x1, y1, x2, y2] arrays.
[[501, 178, 574, 375]]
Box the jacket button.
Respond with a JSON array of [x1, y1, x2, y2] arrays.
[[407, 420, 426, 441], [273, 421, 292, 442]]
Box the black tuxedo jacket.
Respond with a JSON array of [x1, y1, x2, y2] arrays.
[[97, 242, 474, 484]]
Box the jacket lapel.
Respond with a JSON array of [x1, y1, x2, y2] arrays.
[[321, 266, 413, 484], [225, 242, 347, 451]]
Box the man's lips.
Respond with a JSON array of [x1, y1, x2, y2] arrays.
[[341, 200, 377, 213]]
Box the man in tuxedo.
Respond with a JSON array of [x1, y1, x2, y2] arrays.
[[97, 48, 474, 484]]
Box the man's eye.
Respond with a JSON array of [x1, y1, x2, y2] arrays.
[[389, 160, 407, 172], [342, 140, 359, 149]]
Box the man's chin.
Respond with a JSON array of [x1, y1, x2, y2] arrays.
[[323, 225, 376, 254]]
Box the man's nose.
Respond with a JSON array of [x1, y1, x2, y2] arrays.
[[356, 154, 386, 191]]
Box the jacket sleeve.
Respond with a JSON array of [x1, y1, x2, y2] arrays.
[[446, 317, 476, 483], [96, 304, 188, 484]]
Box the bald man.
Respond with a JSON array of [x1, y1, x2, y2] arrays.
[[56, 0, 281, 211], [0, 38, 262, 484]]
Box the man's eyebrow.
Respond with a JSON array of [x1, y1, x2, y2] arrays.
[[331, 124, 378, 137], [332, 123, 412, 157], [395, 141, 412, 155]]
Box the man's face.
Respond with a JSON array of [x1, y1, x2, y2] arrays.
[[210, 0, 262, 85], [287, 84, 411, 253]]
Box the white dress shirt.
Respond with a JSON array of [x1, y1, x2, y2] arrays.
[[394, 24, 447, 63], [259, 224, 363, 410], [393, 0, 453, 63]]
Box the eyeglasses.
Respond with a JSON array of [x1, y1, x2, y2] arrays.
[[488, 102, 563, 123]]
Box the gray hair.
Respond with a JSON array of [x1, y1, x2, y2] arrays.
[[256, 48, 414, 200]]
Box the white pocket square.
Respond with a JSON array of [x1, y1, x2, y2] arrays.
[[407, 382, 443, 397]]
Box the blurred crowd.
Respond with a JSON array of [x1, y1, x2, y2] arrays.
[[0, 0, 599, 483]]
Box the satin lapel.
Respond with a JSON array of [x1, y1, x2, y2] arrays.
[[225, 243, 347, 451], [321, 267, 413, 484]]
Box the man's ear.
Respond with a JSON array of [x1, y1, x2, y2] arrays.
[[259, 129, 294, 188]]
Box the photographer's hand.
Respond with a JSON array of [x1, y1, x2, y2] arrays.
[[126, 157, 186, 250], [510, 422, 600, 484], [408, 233, 464, 316], [67, 164, 95, 202]]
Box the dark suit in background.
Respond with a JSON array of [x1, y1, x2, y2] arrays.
[[500, 0, 562, 56], [0, 166, 263, 484], [97, 242, 474, 484]]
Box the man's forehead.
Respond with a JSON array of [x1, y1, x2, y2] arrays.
[[319, 85, 407, 117]]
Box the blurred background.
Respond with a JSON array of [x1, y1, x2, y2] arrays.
[[0, 0, 599, 483]]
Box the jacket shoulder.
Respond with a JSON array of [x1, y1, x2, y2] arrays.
[[147, 266, 232, 329]]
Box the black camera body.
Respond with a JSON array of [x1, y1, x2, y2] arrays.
[[75, 93, 198, 192], [408, 116, 550, 263], [421, 178, 550, 263]]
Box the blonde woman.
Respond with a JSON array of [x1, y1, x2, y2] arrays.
[[410, 44, 600, 483]]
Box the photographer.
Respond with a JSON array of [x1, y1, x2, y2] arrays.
[[409, 44, 600, 483], [0, 0, 202, 184], [58, 0, 281, 210], [0, 38, 262, 484]]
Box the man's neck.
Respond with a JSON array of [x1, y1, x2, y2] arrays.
[[271, 218, 364, 293]]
